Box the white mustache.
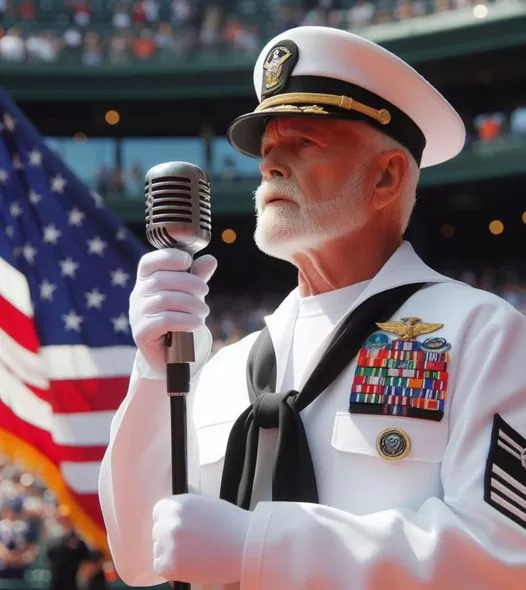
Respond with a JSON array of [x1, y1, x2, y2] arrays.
[[253, 180, 304, 209]]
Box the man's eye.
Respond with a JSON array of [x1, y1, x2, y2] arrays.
[[300, 138, 313, 146]]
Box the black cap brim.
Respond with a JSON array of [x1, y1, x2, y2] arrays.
[[227, 110, 368, 159]]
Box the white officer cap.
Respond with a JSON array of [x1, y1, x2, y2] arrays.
[[227, 26, 466, 168]]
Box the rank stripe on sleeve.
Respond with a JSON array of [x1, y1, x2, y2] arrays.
[[484, 413, 526, 530]]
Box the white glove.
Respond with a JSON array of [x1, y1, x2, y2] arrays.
[[152, 493, 251, 585], [129, 249, 217, 375]]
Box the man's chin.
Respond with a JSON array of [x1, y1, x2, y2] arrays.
[[254, 230, 320, 262]]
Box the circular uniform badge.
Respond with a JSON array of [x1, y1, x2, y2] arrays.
[[376, 428, 411, 461], [366, 331, 390, 350], [421, 337, 451, 353]]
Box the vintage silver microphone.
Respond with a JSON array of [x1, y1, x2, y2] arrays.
[[145, 162, 212, 590]]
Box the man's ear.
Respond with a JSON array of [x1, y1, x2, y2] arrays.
[[371, 150, 409, 211]]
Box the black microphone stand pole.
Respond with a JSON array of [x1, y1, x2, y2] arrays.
[[165, 331, 194, 590]]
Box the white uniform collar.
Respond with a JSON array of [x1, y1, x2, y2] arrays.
[[264, 240, 462, 389]]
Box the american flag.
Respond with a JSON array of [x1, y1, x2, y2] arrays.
[[0, 88, 146, 550]]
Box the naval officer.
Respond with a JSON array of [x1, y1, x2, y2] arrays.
[[98, 26, 526, 589]]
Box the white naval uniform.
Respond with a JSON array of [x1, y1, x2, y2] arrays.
[[98, 241, 526, 589]]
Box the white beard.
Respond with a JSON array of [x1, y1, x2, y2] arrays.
[[253, 172, 369, 262]]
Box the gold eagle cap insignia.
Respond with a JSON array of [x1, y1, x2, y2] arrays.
[[375, 317, 444, 341], [263, 46, 292, 90]]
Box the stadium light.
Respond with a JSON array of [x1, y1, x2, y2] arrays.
[[105, 109, 120, 126], [221, 228, 237, 244], [489, 219, 504, 235]]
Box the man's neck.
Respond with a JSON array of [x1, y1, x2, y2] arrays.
[[293, 229, 402, 297]]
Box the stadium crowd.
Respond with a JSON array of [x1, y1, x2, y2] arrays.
[[0, 0, 499, 65], [0, 458, 110, 588]]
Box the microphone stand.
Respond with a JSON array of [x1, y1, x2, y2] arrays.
[[144, 160, 212, 590], [165, 331, 194, 590]]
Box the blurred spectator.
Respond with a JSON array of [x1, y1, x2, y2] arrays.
[[171, 0, 192, 28], [45, 505, 89, 590], [220, 156, 238, 180], [133, 28, 156, 60], [200, 2, 222, 49], [223, 15, 244, 47], [18, 0, 35, 21], [113, 3, 131, 29], [110, 166, 125, 193], [347, 0, 375, 28], [78, 549, 109, 590], [109, 31, 131, 63], [127, 161, 143, 194], [26, 31, 61, 62], [0, 27, 25, 61], [473, 112, 506, 142], [396, 0, 414, 20], [234, 23, 259, 52], [154, 22, 176, 58], [72, 0, 91, 27], [144, 0, 160, 25], [510, 105, 526, 139], [0, 497, 38, 580], [95, 165, 110, 197], [82, 31, 102, 66], [132, 0, 147, 26], [64, 27, 83, 51]]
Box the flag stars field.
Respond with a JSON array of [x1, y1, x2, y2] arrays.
[[51, 174, 67, 193], [29, 190, 41, 205], [43, 224, 62, 245], [87, 236, 107, 255], [112, 314, 130, 333], [68, 208, 85, 226], [63, 310, 84, 332], [59, 257, 79, 278], [111, 268, 130, 287], [85, 289, 106, 309], [28, 149, 42, 166], [39, 279, 57, 301], [0, 95, 145, 549]]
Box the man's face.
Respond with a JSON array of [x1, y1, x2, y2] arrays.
[[254, 117, 378, 261]]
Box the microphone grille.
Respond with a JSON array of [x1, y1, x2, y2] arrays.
[[144, 174, 192, 224], [198, 177, 212, 233], [146, 225, 179, 249], [144, 162, 212, 253]]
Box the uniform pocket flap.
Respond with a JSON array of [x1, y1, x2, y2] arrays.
[[331, 412, 447, 463]]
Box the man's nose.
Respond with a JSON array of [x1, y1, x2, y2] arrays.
[[259, 151, 291, 180]]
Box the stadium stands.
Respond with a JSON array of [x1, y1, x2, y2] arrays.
[[0, 0, 501, 65]]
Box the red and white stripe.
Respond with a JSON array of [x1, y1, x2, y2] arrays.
[[0, 256, 135, 541]]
